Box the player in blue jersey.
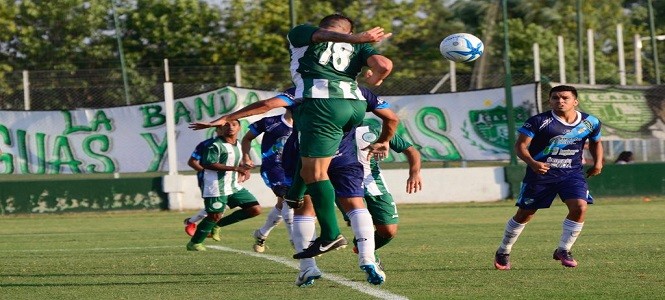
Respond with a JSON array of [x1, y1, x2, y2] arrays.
[[493, 85, 603, 270], [240, 110, 296, 252]]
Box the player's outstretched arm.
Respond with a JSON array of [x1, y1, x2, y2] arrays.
[[403, 146, 422, 194], [365, 55, 393, 86], [586, 139, 603, 178], [240, 131, 258, 168], [189, 96, 289, 130], [312, 26, 392, 44]]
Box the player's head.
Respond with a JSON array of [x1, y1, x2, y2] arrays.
[[549, 85, 578, 99], [319, 13, 354, 34], [216, 119, 241, 137], [644, 85, 665, 122]]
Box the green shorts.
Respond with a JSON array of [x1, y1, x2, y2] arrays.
[[365, 193, 399, 225], [203, 188, 258, 213], [295, 98, 368, 157]]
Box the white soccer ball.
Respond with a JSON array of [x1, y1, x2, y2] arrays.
[[439, 33, 484, 63]]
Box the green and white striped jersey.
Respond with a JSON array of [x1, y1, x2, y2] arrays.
[[200, 138, 243, 197], [287, 24, 380, 100], [353, 124, 412, 196]]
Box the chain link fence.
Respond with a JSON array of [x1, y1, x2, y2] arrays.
[[1, 62, 551, 111]]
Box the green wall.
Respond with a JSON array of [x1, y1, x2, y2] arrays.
[[0, 176, 167, 215], [504, 163, 665, 198]]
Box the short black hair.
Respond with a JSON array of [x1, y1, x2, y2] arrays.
[[644, 85, 665, 108], [319, 13, 354, 33], [549, 85, 578, 99]]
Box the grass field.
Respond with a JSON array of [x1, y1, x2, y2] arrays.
[[1, 197, 664, 300]]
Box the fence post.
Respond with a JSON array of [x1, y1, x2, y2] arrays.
[[235, 63, 242, 87], [22, 70, 30, 111], [449, 60, 457, 92], [557, 36, 566, 84], [617, 24, 626, 86], [587, 29, 595, 85], [634, 34, 643, 85], [533, 43, 542, 113]]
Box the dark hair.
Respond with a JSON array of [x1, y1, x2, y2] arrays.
[[319, 13, 354, 33], [614, 151, 633, 163], [644, 85, 665, 109], [549, 85, 578, 99]]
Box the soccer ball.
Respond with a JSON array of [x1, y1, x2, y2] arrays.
[[439, 33, 484, 63]]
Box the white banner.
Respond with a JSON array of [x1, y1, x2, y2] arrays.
[[0, 84, 536, 174]]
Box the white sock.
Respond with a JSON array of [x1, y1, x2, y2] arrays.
[[258, 207, 283, 237], [293, 215, 317, 270], [498, 218, 526, 254], [188, 209, 208, 223], [281, 205, 294, 243], [348, 208, 376, 266], [558, 219, 584, 251]]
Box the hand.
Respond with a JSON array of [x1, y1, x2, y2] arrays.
[[236, 165, 252, 182], [355, 27, 392, 43], [406, 173, 422, 194], [585, 166, 602, 178], [364, 70, 383, 86], [188, 122, 213, 130], [529, 161, 550, 175], [241, 155, 255, 168], [362, 141, 389, 161]]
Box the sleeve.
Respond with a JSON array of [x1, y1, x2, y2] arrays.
[[201, 143, 221, 166], [287, 24, 319, 47], [357, 43, 381, 64], [361, 87, 390, 111], [587, 116, 602, 142], [190, 141, 205, 160], [517, 116, 538, 138], [248, 119, 267, 136], [389, 134, 413, 153]]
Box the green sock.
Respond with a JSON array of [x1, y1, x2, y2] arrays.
[[308, 180, 340, 240], [374, 232, 393, 250], [286, 160, 306, 200], [191, 218, 216, 244], [216, 209, 252, 227]]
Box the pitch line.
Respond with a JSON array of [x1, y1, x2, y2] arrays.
[[207, 245, 409, 300]]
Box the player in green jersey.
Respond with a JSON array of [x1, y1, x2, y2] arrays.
[[186, 121, 261, 251], [285, 13, 395, 258]]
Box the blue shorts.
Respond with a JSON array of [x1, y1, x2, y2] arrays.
[[328, 163, 364, 198], [260, 166, 292, 198], [516, 175, 593, 210]]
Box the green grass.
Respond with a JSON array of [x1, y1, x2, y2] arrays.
[[1, 197, 664, 299]]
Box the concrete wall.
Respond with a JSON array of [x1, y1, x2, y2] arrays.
[[163, 167, 511, 210]]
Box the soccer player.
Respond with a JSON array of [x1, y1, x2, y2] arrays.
[[240, 110, 297, 252], [183, 134, 214, 237], [186, 121, 261, 251], [333, 121, 422, 257], [493, 85, 603, 269], [284, 13, 394, 257]]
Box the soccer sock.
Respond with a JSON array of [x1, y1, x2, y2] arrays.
[[258, 207, 283, 237], [216, 209, 253, 227], [191, 218, 216, 244], [374, 232, 393, 251], [293, 215, 317, 270], [188, 209, 208, 224], [307, 180, 340, 240], [498, 218, 526, 254], [281, 204, 294, 242], [348, 208, 376, 265], [558, 219, 584, 251], [286, 161, 306, 201]]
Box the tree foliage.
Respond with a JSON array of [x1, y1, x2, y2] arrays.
[[0, 0, 663, 108]]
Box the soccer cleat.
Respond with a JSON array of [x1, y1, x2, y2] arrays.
[[553, 248, 578, 267], [360, 261, 386, 285], [184, 218, 196, 237], [295, 265, 322, 287], [211, 226, 222, 241], [186, 241, 206, 251], [253, 229, 267, 253], [494, 251, 511, 270], [293, 235, 348, 259]]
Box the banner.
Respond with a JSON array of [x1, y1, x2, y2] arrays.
[[0, 85, 537, 174]]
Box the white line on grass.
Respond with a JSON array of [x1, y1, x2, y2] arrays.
[[207, 245, 409, 300]]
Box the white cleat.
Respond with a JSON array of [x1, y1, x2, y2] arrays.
[[295, 266, 322, 287], [360, 261, 386, 285]]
